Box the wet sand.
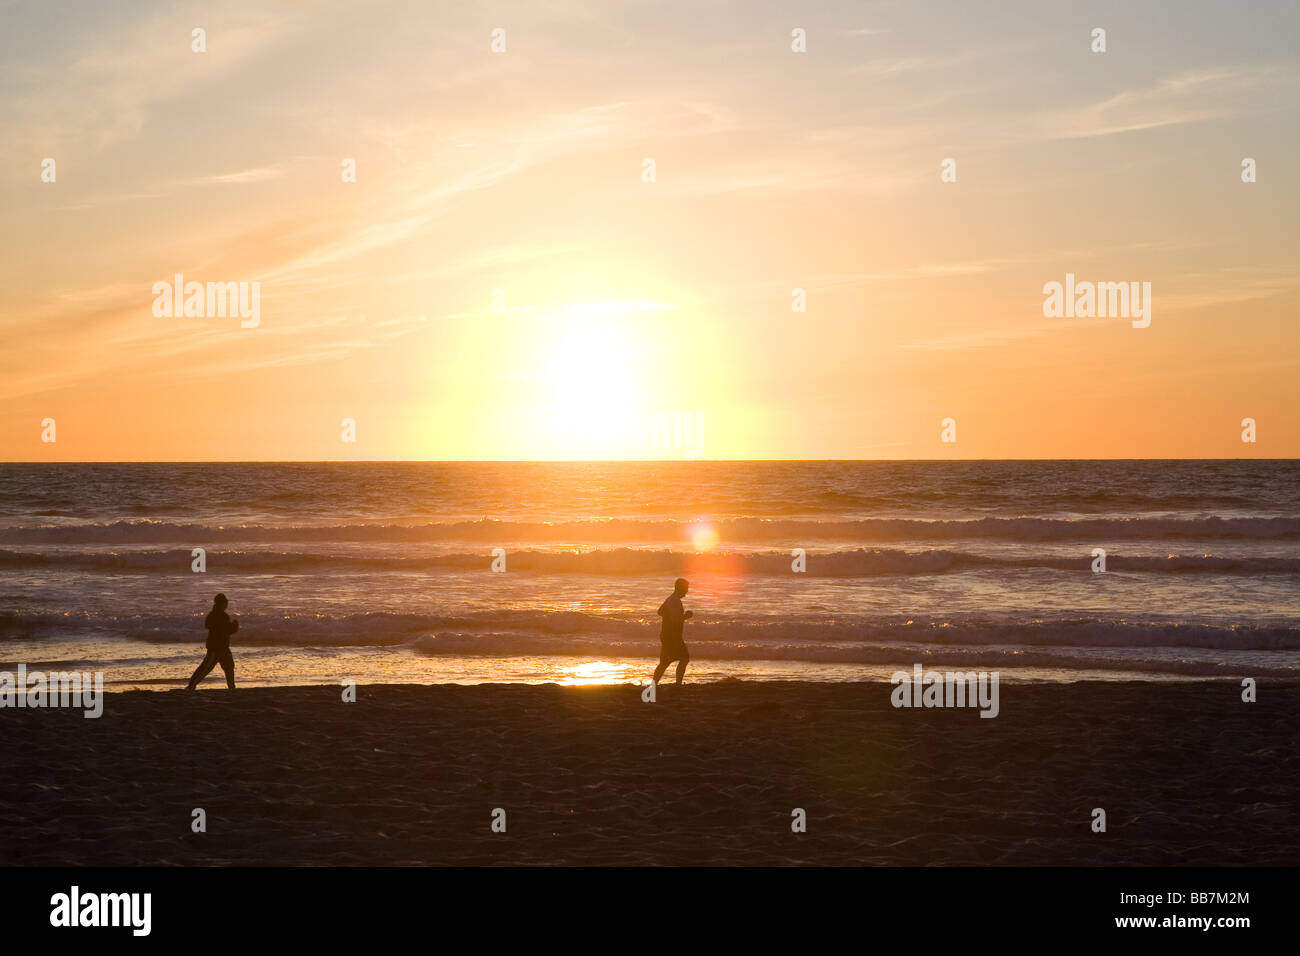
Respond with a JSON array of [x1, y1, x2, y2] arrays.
[[2, 680, 1296, 866]]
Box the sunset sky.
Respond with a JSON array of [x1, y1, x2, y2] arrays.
[[2, 0, 1297, 460]]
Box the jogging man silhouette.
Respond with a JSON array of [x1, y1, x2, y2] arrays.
[[652, 577, 693, 686], [186, 593, 238, 690]]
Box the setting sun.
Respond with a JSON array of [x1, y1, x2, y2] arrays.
[[538, 310, 648, 409]]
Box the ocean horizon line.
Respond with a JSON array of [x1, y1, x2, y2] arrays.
[[4, 457, 1298, 465]]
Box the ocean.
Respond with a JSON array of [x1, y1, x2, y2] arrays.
[[1, 461, 1297, 688]]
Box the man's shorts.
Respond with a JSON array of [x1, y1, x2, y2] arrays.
[[659, 639, 689, 663]]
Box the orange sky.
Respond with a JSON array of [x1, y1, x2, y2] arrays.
[[2, 0, 1297, 460]]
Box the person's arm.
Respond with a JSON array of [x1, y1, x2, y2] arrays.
[[660, 599, 684, 626]]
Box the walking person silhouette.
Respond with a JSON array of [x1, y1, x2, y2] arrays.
[[652, 577, 693, 687], [186, 593, 238, 690]]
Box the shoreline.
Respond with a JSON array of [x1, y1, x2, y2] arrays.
[[11, 641, 1287, 691], [96, 670, 1274, 691], [3, 680, 1296, 866]]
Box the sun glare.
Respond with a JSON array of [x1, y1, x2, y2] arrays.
[[539, 321, 639, 407], [508, 306, 661, 458], [558, 660, 633, 685], [688, 519, 720, 552]]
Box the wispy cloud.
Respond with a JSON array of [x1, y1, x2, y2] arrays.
[[0, 1, 312, 165], [897, 318, 1105, 352], [187, 164, 288, 186], [848, 49, 984, 77], [1039, 66, 1297, 140]]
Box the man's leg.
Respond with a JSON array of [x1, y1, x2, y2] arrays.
[[652, 652, 670, 685], [187, 651, 218, 689], [217, 648, 235, 689], [674, 650, 689, 686]]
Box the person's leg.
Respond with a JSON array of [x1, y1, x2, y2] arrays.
[[187, 651, 218, 689], [674, 649, 690, 686], [218, 648, 235, 689], [652, 652, 670, 685]]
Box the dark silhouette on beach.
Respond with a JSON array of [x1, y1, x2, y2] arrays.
[[186, 593, 238, 690], [653, 577, 693, 686]]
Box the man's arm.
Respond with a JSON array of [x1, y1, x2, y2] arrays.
[[658, 598, 682, 624]]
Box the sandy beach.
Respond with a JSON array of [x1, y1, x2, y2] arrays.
[[2, 680, 1295, 866]]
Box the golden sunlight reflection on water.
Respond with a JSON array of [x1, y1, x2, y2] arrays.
[[556, 660, 635, 685]]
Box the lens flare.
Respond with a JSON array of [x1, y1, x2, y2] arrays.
[[688, 520, 720, 552]]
